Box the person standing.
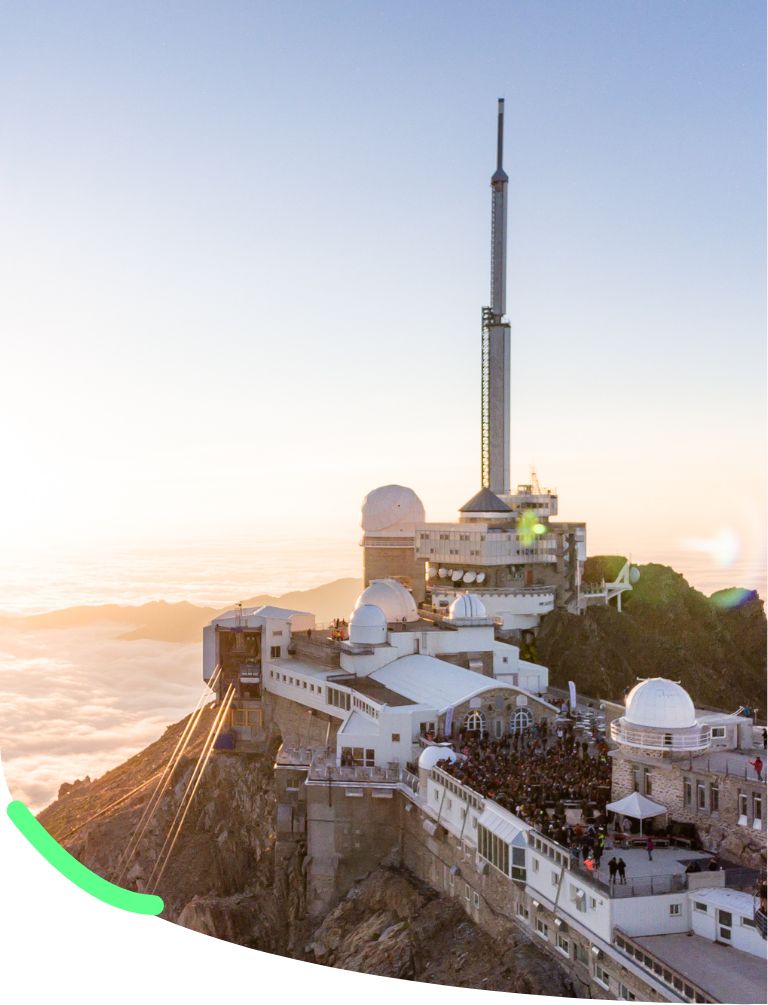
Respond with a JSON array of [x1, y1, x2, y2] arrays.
[[749, 756, 763, 782], [646, 836, 655, 860], [608, 857, 618, 885], [617, 857, 627, 885]]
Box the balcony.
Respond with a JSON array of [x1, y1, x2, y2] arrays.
[[610, 719, 712, 752]]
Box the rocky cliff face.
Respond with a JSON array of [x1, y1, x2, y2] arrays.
[[538, 559, 766, 711], [307, 867, 574, 995], [39, 715, 575, 994]]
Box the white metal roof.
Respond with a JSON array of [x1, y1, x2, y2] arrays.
[[606, 791, 668, 819], [478, 803, 526, 846], [252, 605, 312, 620], [370, 654, 514, 712]]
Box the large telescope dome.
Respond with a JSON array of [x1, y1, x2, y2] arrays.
[[624, 678, 696, 730], [361, 485, 425, 538]]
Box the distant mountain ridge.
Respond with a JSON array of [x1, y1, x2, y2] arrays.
[[4, 560, 765, 712], [1, 578, 363, 643]]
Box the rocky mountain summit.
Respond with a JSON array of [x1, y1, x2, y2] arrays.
[[538, 558, 766, 712], [38, 713, 574, 995]]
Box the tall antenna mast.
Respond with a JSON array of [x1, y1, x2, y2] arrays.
[[490, 98, 508, 319], [481, 98, 512, 495]]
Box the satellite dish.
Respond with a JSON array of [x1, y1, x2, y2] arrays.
[[438, 568, 448, 579], [630, 566, 641, 584], [463, 571, 476, 583], [476, 572, 486, 584], [452, 570, 464, 582]]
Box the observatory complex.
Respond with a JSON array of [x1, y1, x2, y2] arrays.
[[201, 103, 766, 1002]]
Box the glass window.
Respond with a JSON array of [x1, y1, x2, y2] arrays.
[[594, 964, 610, 988], [738, 791, 748, 820], [669, 903, 681, 916], [710, 783, 719, 812], [696, 783, 706, 810], [464, 710, 486, 736], [684, 779, 693, 806], [753, 793, 762, 822], [270, 645, 281, 658]]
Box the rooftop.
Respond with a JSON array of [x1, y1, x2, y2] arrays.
[[630, 932, 767, 1004], [369, 654, 515, 712], [591, 847, 712, 897], [459, 487, 513, 513], [350, 676, 414, 708], [268, 656, 339, 680], [690, 886, 761, 913]]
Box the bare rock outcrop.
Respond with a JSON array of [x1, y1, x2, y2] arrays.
[[307, 868, 577, 995]]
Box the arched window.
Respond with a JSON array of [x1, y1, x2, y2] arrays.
[[464, 710, 486, 736], [510, 708, 533, 734]]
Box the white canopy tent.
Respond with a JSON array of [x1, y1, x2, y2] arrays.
[[606, 791, 668, 835]]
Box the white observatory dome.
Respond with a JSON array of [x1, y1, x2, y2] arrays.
[[624, 678, 696, 730], [361, 485, 425, 538], [418, 746, 459, 772], [447, 593, 487, 620], [355, 579, 419, 623], [348, 604, 387, 645]]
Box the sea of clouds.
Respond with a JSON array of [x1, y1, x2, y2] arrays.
[[0, 625, 201, 811]]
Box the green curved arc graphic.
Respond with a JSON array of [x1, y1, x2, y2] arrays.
[[6, 799, 164, 916]]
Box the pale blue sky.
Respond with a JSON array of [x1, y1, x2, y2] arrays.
[[0, 2, 764, 585]]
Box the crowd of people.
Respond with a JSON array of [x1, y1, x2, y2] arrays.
[[436, 717, 612, 845]]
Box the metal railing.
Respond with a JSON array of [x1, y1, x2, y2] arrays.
[[610, 720, 712, 752], [571, 859, 688, 898]]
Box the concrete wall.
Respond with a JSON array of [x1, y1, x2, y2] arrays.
[[266, 693, 340, 750], [304, 782, 403, 917]]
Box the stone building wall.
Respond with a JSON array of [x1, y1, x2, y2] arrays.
[[363, 541, 425, 602], [611, 747, 766, 868], [443, 689, 557, 741]]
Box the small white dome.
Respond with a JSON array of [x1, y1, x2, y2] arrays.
[[625, 678, 696, 729], [447, 593, 487, 620], [348, 604, 387, 645], [355, 579, 419, 623], [418, 746, 459, 772], [361, 485, 425, 538]]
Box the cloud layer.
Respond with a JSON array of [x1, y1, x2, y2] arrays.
[[0, 624, 202, 811]]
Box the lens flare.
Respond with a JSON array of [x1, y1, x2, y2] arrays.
[[682, 529, 741, 567], [517, 511, 547, 545]]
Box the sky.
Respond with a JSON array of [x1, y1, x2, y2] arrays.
[[0, 1, 765, 597]]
